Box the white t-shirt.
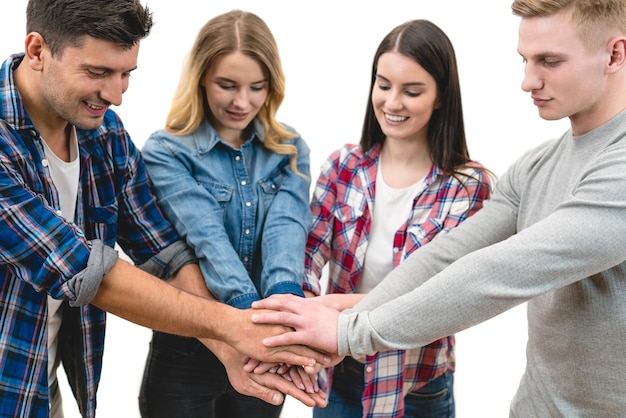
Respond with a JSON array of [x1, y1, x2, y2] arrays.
[[42, 129, 80, 416], [357, 162, 424, 293]]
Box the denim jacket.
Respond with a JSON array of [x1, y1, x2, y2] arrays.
[[142, 119, 311, 308]]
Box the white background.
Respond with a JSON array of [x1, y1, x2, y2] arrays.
[[3, 1, 571, 417]]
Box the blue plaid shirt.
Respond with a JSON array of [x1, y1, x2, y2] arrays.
[[0, 54, 181, 417]]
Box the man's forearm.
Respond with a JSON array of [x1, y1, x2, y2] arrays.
[[92, 259, 230, 340], [93, 260, 329, 367]]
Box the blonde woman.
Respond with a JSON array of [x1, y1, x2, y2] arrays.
[[139, 10, 311, 418]]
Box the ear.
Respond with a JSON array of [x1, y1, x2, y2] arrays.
[[434, 96, 442, 110], [23, 32, 47, 71], [607, 36, 626, 74]]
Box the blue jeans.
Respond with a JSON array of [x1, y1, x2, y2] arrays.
[[138, 331, 283, 418], [313, 356, 454, 418]]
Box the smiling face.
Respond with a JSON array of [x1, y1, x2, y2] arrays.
[[39, 36, 138, 130], [201, 51, 269, 146], [518, 10, 611, 134], [371, 51, 440, 144]]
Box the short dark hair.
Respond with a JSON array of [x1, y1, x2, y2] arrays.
[[26, 0, 154, 56]]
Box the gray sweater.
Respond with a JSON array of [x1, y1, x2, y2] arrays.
[[339, 110, 626, 416]]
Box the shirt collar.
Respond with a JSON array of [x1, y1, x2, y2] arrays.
[[197, 117, 265, 152], [1, 54, 35, 132]]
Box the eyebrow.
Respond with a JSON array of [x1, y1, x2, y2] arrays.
[[81, 63, 138, 73], [376, 74, 427, 87], [214, 76, 268, 85], [518, 49, 565, 60]]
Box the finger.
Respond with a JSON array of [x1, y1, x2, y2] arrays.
[[245, 376, 285, 406], [242, 357, 261, 372], [251, 311, 303, 329], [250, 361, 279, 374], [268, 345, 330, 367], [303, 364, 318, 375], [276, 363, 289, 375], [256, 373, 317, 408], [298, 384, 327, 408], [252, 293, 301, 311], [261, 331, 308, 347], [288, 366, 305, 391], [296, 366, 319, 393]]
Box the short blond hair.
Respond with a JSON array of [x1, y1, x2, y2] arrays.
[[511, 0, 626, 50]]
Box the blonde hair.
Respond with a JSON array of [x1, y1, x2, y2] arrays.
[[511, 0, 626, 50], [166, 10, 299, 172]]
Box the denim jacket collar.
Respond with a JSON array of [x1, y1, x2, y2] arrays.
[[196, 118, 266, 155]]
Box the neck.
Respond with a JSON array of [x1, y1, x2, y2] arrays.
[[379, 138, 432, 188], [381, 136, 431, 167], [14, 58, 71, 160]]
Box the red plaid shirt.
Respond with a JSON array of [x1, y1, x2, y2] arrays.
[[304, 144, 491, 417]]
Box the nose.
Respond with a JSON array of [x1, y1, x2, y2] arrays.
[[521, 63, 542, 93], [385, 89, 403, 111], [99, 75, 127, 107], [232, 89, 248, 109]]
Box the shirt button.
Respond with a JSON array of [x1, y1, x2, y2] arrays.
[[245, 229, 250, 235], [42, 159, 49, 167], [235, 156, 241, 161], [243, 256, 249, 262], [56, 210, 63, 216], [366, 366, 373, 373], [271, 184, 276, 189], [245, 202, 251, 207], [241, 181, 247, 186], [393, 248, 399, 253]]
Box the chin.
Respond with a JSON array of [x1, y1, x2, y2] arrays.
[[73, 118, 105, 131], [537, 109, 564, 122]]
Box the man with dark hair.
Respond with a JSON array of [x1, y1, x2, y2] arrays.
[[0, 1, 326, 416]]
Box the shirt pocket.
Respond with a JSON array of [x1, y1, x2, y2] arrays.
[[332, 187, 366, 226], [86, 203, 118, 243], [259, 170, 286, 209], [199, 180, 234, 219]]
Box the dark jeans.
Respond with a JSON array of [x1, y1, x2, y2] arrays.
[[138, 331, 283, 418], [313, 356, 455, 418]]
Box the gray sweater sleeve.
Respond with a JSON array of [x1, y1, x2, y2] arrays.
[[338, 130, 626, 357]]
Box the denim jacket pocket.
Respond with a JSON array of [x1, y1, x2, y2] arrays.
[[259, 169, 286, 209]]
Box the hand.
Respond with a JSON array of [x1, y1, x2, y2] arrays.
[[242, 359, 322, 394], [204, 339, 327, 407], [251, 294, 341, 355], [224, 307, 331, 371], [165, 269, 331, 370]]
